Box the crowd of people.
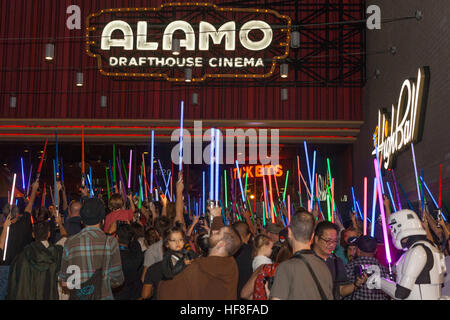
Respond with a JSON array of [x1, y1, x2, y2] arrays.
[[0, 171, 448, 300]]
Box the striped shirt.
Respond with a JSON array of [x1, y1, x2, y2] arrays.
[[59, 226, 124, 300]]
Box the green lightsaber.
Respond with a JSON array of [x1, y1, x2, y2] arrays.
[[224, 169, 228, 209], [283, 170, 290, 202], [112, 144, 116, 184]]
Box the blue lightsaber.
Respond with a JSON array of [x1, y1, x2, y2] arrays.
[[55, 131, 59, 175], [356, 200, 363, 220], [420, 176, 447, 222], [303, 141, 312, 188], [202, 171, 205, 214], [215, 129, 220, 202], [188, 194, 191, 217], [150, 130, 155, 191], [373, 134, 385, 194], [20, 157, 25, 191], [351, 187, 357, 212], [158, 159, 168, 189], [386, 181, 397, 212], [26, 164, 32, 198], [53, 160, 58, 210], [235, 161, 246, 204], [371, 177, 377, 238]]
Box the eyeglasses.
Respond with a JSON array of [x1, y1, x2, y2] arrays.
[[320, 237, 338, 246]]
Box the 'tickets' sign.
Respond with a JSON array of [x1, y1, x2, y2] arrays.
[[373, 67, 430, 169], [86, 2, 291, 82]]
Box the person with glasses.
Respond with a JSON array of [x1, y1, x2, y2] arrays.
[[313, 221, 367, 300]]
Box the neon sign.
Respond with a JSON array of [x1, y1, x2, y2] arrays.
[[233, 165, 283, 179], [372, 67, 430, 169], [86, 2, 291, 82]]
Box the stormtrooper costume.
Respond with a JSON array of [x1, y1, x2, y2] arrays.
[[367, 209, 447, 300]]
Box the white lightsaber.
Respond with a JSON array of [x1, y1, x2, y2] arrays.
[[3, 174, 16, 261]]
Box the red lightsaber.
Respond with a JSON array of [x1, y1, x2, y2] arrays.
[[36, 138, 48, 178]]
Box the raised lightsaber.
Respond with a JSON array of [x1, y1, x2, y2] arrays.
[[179, 101, 184, 172], [420, 175, 447, 222], [370, 177, 378, 238], [411, 143, 421, 211], [374, 159, 392, 273], [215, 129, 220, 202], [209, 128, 215, 205], [36, 138, 48, 181], [20, 157, 25, 191], [3, 174, 16, 262], [128, 149, 133, 190], [150, 130, 155, 197]]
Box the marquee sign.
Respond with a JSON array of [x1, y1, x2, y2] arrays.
[[85, 2, 292, 82], [373, 67, 430, 169]]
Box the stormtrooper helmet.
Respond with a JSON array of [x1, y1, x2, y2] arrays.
[[388, 209, 426, 250]]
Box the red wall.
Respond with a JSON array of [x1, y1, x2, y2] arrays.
[[0, 0, 363, 121]]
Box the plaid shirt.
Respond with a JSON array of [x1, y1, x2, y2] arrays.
[[59, 226, 124, 300], [345, 256, 391, 300]]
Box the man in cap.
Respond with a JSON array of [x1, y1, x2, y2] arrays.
[[266, 223, 284, 261], [344, 235, 390, 300], [59, 198, 124, 300]]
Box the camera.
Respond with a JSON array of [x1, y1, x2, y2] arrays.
[[354, 264, 376, 277], [263, 276, 274, 291]]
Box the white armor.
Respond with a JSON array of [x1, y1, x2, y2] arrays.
[[367, 209, 446, 300]]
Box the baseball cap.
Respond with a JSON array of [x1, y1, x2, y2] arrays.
[[347, 236, 358, 247], [80, 198, 105, 226], [356, 235, 378, 253]]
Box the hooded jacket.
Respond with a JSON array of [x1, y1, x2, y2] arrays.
[[157, 255, 238, 300], [6, 241, 62, 300]]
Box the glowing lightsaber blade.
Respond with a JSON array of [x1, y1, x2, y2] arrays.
[[331, 178, 335, 223], [2, 173, 15, 261], [203, 171, 206, 214], [262, 200, 266, 227], [386, 181, 397, 212], [116, 157, 127, 202], [37, 138, 48, 178], [142, 154, 148, 201], [371, 177, 377, 238], [287, 195, 291, 225], [53, 160, 58, 212], [223, 170, 227, 209], [112, 144, 116, 185], [20, 157, 25, 191], [297, 156, 302, 205], [390, 170, 402, 210], [235, 161, 246, 204], [150, 130, 155, 192], [374, 159, 392, 267], [420, 176, 447, 222], [179, 101, 184, 172], [128, 149, 132, 190], [215, 129, 220, 202], [283, 170, 289, 203], [373, 134, 385, 194], [351, 187, 357, 212], [26, 164, 32, 199], [326, 194, 331, 221], [55, 131, 59, 176], [364, 177, 368, 235], [304, 141, 312, 188], [263, 175, 270, 220], [210, 128, 215, 201], [310, 151, 316, 211]]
